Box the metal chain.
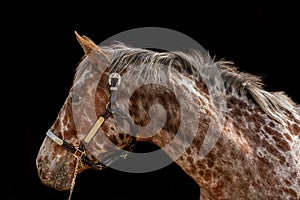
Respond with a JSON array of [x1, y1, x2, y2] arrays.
[[68, 154, 83, 200]]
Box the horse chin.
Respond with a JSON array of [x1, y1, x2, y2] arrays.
[[39, 169, 72, 191], [53, 177, 72, 191]]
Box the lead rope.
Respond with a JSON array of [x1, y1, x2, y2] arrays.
[[68, 153, 84, 200]]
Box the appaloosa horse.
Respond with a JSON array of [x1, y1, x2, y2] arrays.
[[36, 32, 300, 199]]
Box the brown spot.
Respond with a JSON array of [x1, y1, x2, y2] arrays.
[[204, 169, 212, 181], [264, 126, 282, 138], [197, 160, 205, 169], [269, 121, 275, 128], [290, 123, 300, 136], [265, 142, 286, 162], [186, 147, 191, 155], [272, 134, 291, 152], [284, 179, 292, 186], [281, 187, 297, 198], [207, 159, 214, 168], [291, 172, 297, 179], [107, 134, 118, 145], [187, 156, 194, 164], [258, 155, 274, 168], [283, 133, 293, 141], [276, 138, 291, 152], [190, 163, 197, 173], [251, 111, 266, 124], [102, 124, 109, 133], [254, 122, 261, 133], [237, 100, 248, 110], [198, 170, 204, 177]]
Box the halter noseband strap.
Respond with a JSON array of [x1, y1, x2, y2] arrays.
[[46, 72, 136, 170]]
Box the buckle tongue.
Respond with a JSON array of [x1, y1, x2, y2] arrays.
[[109, 73, 121, 90]]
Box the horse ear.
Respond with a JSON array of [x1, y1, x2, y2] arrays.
[[74, 31, 107, 63]]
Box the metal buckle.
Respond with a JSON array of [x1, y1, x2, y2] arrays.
[[109, 73, 121, 90], [73, 147, 86, 158]]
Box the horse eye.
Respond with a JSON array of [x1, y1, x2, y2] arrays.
[[70, 93, 82, 104]]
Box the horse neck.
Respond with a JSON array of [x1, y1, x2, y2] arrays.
[[134, 82, 300, 199], [130, 74, 213, 168]]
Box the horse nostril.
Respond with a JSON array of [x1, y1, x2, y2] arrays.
[[37, 166, 42, 176], [36, 159, 45, 176], [54, 164, 66, 174]]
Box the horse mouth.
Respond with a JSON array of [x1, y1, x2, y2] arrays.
[[53, 172, 72, 191], [40, 170, 72, 191]]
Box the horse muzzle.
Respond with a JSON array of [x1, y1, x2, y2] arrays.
[[36, 158, 73, 191]]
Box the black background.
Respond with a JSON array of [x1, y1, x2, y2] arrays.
[[5, 2, 299, 200]]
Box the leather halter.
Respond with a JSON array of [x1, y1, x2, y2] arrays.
[[46, 72, 136, 170]]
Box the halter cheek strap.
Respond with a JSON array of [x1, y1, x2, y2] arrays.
[[82, 108, 112, 144]]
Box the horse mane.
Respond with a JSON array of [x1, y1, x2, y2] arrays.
[[75, 42, 298, 123], [216, 61, 298, 123]]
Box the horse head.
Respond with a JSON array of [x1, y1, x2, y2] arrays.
[[36, 32, 135, 191]]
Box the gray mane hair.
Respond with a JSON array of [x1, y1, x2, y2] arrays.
[[216, 61, 298, 123], [76, 42, 298, 123]]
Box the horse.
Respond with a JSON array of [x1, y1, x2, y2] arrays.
[[36, 31, 300, 200]]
